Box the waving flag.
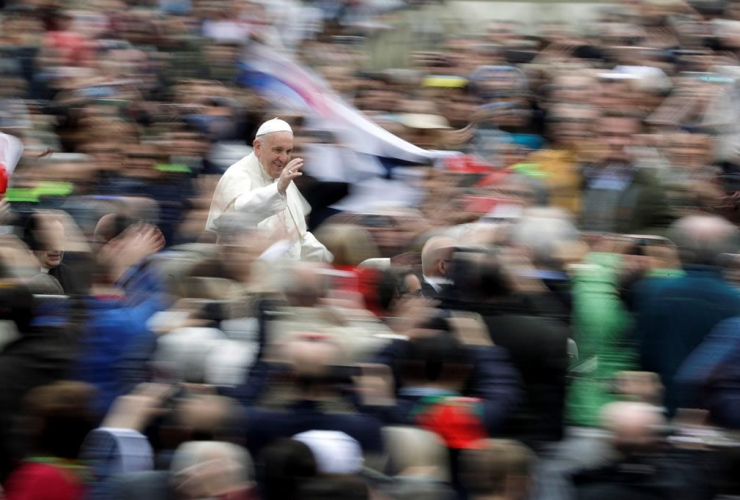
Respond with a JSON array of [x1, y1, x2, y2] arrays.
[[238, 43, 460, 164]]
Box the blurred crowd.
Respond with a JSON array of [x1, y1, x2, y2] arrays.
[[8, 0, 740, 499]]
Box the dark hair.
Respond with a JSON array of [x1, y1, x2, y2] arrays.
[[297, 475, 369, 500], [22, 213, 43, 252], [259, 438, 318, 500], [20, 381, 97, 459], [376, 268, 419, 313], [398, 328, 471, 384], [450, 252, 512, 302], [461, 439, 535, 496]]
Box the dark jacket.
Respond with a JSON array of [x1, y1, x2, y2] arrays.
[[0, 325, 79, 480], [370, 340, 522, 437], [676, 316, 740, 428], [631, 266, 740, 413], [572, 449, 716, 500], [475, 304, 571, 449], [580, 165, 674, 235], [242, 400, 385, 459]]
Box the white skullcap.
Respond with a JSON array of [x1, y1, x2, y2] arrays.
[[292, 431, 364, 475], [255, 118, 293, 137]]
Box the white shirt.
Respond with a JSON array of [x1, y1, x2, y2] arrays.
[[422, 275, 452, 293], [206, 152, 332, 262]]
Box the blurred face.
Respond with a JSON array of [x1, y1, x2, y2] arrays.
[[254, 132, 293, 179], [35, 221, 65, 269], [598, 116, 640, 162], [669, 135, 712, 169], [553, 76, 596, 104], [404, 274, 422, 296], [550, 106, 598, 144], [282, 339, 341, 379]]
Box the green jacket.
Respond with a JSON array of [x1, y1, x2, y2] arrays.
[[567, 252, 683, 426]]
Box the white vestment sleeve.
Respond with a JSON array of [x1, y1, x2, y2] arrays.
[[232, 182, 287, 223], [300, 231, 334, 263]]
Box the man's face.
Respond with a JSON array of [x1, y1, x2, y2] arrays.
[[598, 116, 640, 162], [669, 134, 712, 169], [35, 220, 65, 269], [254, 131, 293, 179]]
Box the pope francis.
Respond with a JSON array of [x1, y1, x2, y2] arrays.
[[206, 118, 333, 262]]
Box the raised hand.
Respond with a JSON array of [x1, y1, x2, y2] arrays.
[[102, 383, 174, 432], [277, 158, 304, 196]]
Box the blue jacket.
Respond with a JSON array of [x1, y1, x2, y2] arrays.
[[632, 266, 740, 413], [676, 316, 740, 427], [75, 295, 163, 416]]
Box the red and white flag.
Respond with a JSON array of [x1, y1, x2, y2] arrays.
[[0, 132, 23, 194]]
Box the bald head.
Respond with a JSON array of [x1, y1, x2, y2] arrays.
[[421, 236, 457, 277], [601, 402, 665, 454], [281, 337, 344, 379], [282, 262, 331, 307], [668, 215, 740, 266]]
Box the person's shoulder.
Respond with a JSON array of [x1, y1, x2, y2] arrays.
[[5, 462, 85, 496], [218, 154, 255, 180]]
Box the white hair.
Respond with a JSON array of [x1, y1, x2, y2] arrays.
[[170, 441, 255, 484], [509, 208, 580, 267]]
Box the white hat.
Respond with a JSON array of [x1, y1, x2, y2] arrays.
[[399, 114, 452, 130], [256, 118, 293, 137], [292, 431, 364, 475]]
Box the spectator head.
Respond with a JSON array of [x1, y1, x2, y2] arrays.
[[281, 262, 332, 308], [600, 401, 666, 456], [259, 438, 318, 500], [23, 213, 65, 270], [666, 132, 714, 170], [297, 475, 370, 500], [376, 267, 422, 315], [550, 74, 598, 105], [460, 439, 536, 500], [450, 251, 512, 302], [397, 325, 472, 391], [253, 118, 294, 180], [547, 104, 598, 145], [280, 335, 346, 385], [170, 441, 255, 499], [383, 426, 451, 482], [20, 381, 97, 460], [421, 236, 457, 279], [508, 208, 583, 270], [315, 224, 380, 267], [596, 109, 643, 163], [668, 215, 740, 266]]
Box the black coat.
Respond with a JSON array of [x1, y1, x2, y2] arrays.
[[0, 325, 79, 479], [472, 300, 571, 450]]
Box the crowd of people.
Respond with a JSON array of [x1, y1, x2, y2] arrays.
[[5, 0, 740, 499]]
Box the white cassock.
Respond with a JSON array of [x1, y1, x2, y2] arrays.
[[206, 152, 333, 262]]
